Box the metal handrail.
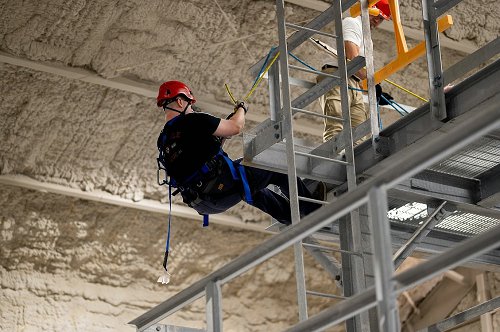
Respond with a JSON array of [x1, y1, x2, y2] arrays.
[[129, 89, 500, 331]]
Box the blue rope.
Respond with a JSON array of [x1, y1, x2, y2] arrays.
[[288, 52, 318, 71], [380, 95, 409, 117], [377, 104, 383, 130], [163, 183, 173, 271], [252, 47, 276, 88], [349, 86, 368, 93]]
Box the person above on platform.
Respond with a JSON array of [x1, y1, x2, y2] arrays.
[[317, 0, 393, 143], [156, 80, 323, 226]]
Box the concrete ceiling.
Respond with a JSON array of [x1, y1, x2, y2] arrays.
[[0, 1, 498, 330], [0, 0, 498, 222]]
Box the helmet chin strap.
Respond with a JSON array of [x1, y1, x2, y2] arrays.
[[163, 99, 191, 115]]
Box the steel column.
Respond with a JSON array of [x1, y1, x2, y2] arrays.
[[368, 186, 400, 332], [422, 0, 446, 120], [205, 280, 222, 332], [359, 0, 379, 140], [335, 0, 368, 330], [276, 0, 308, 320], [268, 61, 282, 122]]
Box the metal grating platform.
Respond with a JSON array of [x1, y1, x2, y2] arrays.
[[389, 132, 500, 237], [429, 136, 500, 178], [437, 212, 500, 236], [389, 203, 500, 237]]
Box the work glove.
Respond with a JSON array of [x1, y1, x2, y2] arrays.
[[234, 100, 248, 114], [226, 101, 249, 119], [375, 84, 394, 106]]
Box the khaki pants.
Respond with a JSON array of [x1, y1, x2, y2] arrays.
[[317, 67, 368, 144]]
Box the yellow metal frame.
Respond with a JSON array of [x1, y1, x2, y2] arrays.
[[350, 0, 453, 89]]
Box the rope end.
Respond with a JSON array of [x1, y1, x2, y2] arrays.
[[157, 271, 171, 285]]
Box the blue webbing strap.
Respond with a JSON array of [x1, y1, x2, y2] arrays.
[[219, 151, 239, 180], [203, 214, 209, 227], [162, 183, 173, 271], [237, 164, 253, 204], [218, 149, 253, 204]]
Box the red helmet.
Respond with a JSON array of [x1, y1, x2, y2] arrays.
[[157, 81, 196, 107], [373, 0, 391, 20]]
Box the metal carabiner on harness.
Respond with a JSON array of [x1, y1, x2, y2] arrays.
[[157, 158, 169, 186]]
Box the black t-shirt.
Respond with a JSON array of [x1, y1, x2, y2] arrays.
[[158, 112, 222, 182]]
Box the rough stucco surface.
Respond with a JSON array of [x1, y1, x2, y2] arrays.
[[0, 185, 340, 331], [0, 0, 499, 330]]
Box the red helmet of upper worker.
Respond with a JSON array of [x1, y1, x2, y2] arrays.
[[373, 0, 391, 20], [157, 81, 196, 107]]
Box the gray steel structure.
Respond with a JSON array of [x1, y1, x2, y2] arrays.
[[130, 0, 500, 331]]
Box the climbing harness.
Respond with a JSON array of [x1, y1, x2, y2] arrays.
[[156, 112, 253, 280]]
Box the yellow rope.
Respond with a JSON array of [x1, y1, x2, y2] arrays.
[[224, 83, 237, 104], [243, 52, 280, 102], [384, 78, 428, 102], [228, 51, 427, 107], [225, 51, 281, 104]]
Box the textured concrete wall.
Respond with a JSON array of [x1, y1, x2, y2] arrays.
[[0, 184, 340, 331]]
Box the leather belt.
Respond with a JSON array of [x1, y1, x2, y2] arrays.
[[321, 64, 360, 82], [322, 64, 337, 70]]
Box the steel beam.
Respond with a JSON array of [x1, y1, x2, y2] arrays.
[[244, 61, 500, 217], [245, 60, 500, 178], [393, 170, 480, 205], [389, 223, 500, 270], [319, 221, 500, 271], [303, 237, 343, 286], [444, 37, 500, 85], [393, 201, 449, 269], [0, 175, 259, 231], [144, 325, 204, 332], [477, 164, 500, 209], [433, 0, 462, 18], [418, 296, 500, 332]]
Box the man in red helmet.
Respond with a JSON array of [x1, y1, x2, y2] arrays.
[[318, 0, 393, 143], [156, 81, 321, 225]]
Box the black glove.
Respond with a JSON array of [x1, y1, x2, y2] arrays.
[[226, 101, 248, 119], [234, 100, 248, 114], [375, 84, 393, 106]]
